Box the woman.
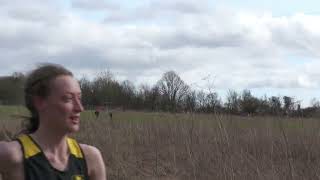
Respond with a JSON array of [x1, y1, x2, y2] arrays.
[[0, 64, 106, 180]]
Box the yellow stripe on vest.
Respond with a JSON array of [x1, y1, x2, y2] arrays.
[[67, 138, 83, 158], [72, 175, 84, 180], [18, 135, 41, 159]]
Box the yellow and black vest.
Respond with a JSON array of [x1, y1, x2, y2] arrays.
[[17, 134, 89, 180]]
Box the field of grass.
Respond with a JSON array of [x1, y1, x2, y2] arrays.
[[1, 105, 320, 179]]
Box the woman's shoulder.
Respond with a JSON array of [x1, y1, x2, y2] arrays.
[[79, 143, 106, 179], [0, 140, 22, 160], [0, 141, 23, 172], [79, 143, 102, 159]]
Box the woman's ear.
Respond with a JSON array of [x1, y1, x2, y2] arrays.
[[33, 96, 47, 112]]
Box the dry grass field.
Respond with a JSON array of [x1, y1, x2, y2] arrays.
[[1, 106, 320, 180]]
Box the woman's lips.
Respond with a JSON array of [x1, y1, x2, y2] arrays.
[[70, 116, 80, 124]]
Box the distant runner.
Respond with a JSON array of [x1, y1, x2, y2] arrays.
[[94, 105, 106, 119]]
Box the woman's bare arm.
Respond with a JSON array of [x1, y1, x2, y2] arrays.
[[80, 144, 106, 180], [0, 141, 23, 178]]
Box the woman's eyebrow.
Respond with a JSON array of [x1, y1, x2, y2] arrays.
[[63, 92, 82, 97]]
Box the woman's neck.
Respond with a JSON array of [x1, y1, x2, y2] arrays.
[[31, 127, 71, 171], [31, 127, 69, 156]]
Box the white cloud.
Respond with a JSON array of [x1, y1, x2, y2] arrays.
[[71, 0, 119, 11], [1, 0, 320, 106]]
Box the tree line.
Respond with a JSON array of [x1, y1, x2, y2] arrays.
[[1, 70, 319, 117]]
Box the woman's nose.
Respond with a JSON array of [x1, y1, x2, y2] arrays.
[[74, 98, 84, 112]]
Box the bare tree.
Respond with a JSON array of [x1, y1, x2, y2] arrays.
[[283, 96, 294, 116], [157, 71, 189, 112], [91, 70, 122, 107], [310, 98, 320, 108], [184, 90, 197, 112], [225, 89, 240, 114], [269, 96, 282, 115], [79, 76, 93, 108], [0, 72, 25, 105], [205, 92, 222, 113], [120, 80, 136, 110], [196, 90, 206, 112], [240, 89, 259, 115]]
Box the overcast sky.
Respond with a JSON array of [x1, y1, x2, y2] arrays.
[[1, 0, 320, 106]]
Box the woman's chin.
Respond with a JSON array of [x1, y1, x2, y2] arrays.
[[67, 124, 80, 133]]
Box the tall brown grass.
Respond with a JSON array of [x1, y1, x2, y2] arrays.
[[1, 110, 320, 180]]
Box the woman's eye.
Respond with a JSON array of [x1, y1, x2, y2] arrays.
[[63, 96, 73, 102]]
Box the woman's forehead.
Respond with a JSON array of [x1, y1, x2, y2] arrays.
[[50, 75, 81, 93]]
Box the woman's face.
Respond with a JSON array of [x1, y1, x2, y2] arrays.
[[40, 75, 84, 133]]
